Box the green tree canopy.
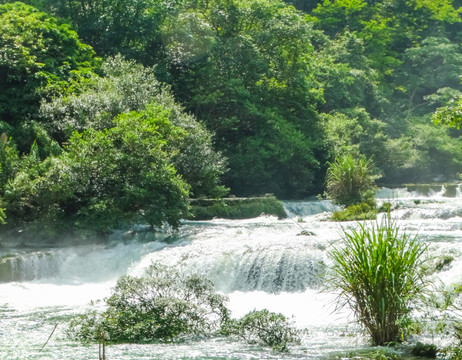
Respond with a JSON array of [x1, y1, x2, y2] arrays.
[[39, 55, 227, 198], [5, 105, 191, 236], [0, 2, 96, 131], [163, 0, 326, 197]]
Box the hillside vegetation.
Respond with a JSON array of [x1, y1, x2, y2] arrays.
[[0, 0, 462, 236]]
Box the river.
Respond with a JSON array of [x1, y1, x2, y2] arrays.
[[1, 186, 462, 359]]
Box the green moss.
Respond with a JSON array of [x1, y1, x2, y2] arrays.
[[444, 184, 458, 198], [188, 196, 287, 220], [331, 203, 377, 222]]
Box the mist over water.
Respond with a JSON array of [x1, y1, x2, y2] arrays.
[[1, 185, 462, 359]]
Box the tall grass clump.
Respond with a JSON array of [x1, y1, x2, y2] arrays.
[[329, 217, 427, 345], [325, 153, 378, 207]]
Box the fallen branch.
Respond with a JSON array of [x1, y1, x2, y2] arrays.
[[40, 323, 58, 352]]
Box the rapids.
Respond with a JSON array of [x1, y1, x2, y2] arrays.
[[1, 186, 462, 359]]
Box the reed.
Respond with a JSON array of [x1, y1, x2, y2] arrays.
[[325, 153, 378, 207], [328, 216, 427, 345]]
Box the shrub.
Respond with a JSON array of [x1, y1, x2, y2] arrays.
[[411, 342, 438, 358], [328, 216, 427, 345], [221, 309, 300, 352], [440, 346, 462, 360], [325, 153, 378, 207], [331, 202, 377, 222], [68, 264, 300, 352], [68, 263, 229, 343]]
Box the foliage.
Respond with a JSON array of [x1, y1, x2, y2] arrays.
[[221, 309, 300, 352], [439, 346, 462, 360], [69, 263, 301, 352], [313, 32, 384, 117], [0, 2, 96, 151], [39, 55, 164, 139], [397, 121, 462, 183], [0, 0, 462, 225], [411, 342, 438, 358], [5, 105, 191, 235], [330, 202, 377, 222], [434, 96, 462, 129], [68, 263, 230, 343], [398, 37, 462, 117], [189, 196, 287, 220], [321, 108, 389, 166], [0, 136, 19, 192], [328, 217, 427, 345], [15, 0, 182, 65], [164, 0, 326, 198], [325, 153, 378, 207], [40, 55, 228, 198]]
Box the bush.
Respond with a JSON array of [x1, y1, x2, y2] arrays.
[[328, 216, 427, 345], [68, 263, 230, 343], [440, 346, 462, 360], [331, 202, 377, 222], [325, 153, 378, 207], [68, 264, 300, 352], [221, 309, 300, 352], [411, 342, 437, 358]]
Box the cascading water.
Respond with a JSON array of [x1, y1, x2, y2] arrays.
[[1, 186, 462, 359]]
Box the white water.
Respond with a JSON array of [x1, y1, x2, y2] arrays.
[[1, 186, 462, 359]]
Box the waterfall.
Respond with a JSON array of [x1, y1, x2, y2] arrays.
[[0, 251, 59, 282], [2, 194, 462, 359], [0, 241, 169, 283], [283, 200, 338, 218], [177, 246, 326, 293]]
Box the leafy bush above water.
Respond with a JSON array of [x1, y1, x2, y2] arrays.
[[68, 263, 229, 343], [221, 309, 300, 352], [68, 263, 299, 352]]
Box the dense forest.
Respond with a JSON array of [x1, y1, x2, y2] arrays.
[[1, 0, 462, 236]]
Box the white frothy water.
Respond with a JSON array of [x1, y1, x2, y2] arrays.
[[1, 188, 462, 358]]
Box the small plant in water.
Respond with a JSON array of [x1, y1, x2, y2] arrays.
[[331, 202, 377, 222], [68, 263, 230, 343], [325, 153, 378, 207], [221, 309, 300, 352], [68, 263, 299, 353], [328, 216, 427, 345]]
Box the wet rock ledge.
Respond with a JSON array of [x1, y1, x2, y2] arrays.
[[188, 195, 287, 220]]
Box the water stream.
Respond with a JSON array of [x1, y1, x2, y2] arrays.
[[1, 186, 462, 359]]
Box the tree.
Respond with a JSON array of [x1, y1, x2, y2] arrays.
[[434, 97, 462, 129], [40, 56, 228, 198], [397, 37, 462, 118], [166, 0, 326, 197], [322, 108, 389, 168], [5, 105, 191, 235], [313, 32, 385, 117], [0, 2, 96, 151], [11, 0, 184, 65]]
